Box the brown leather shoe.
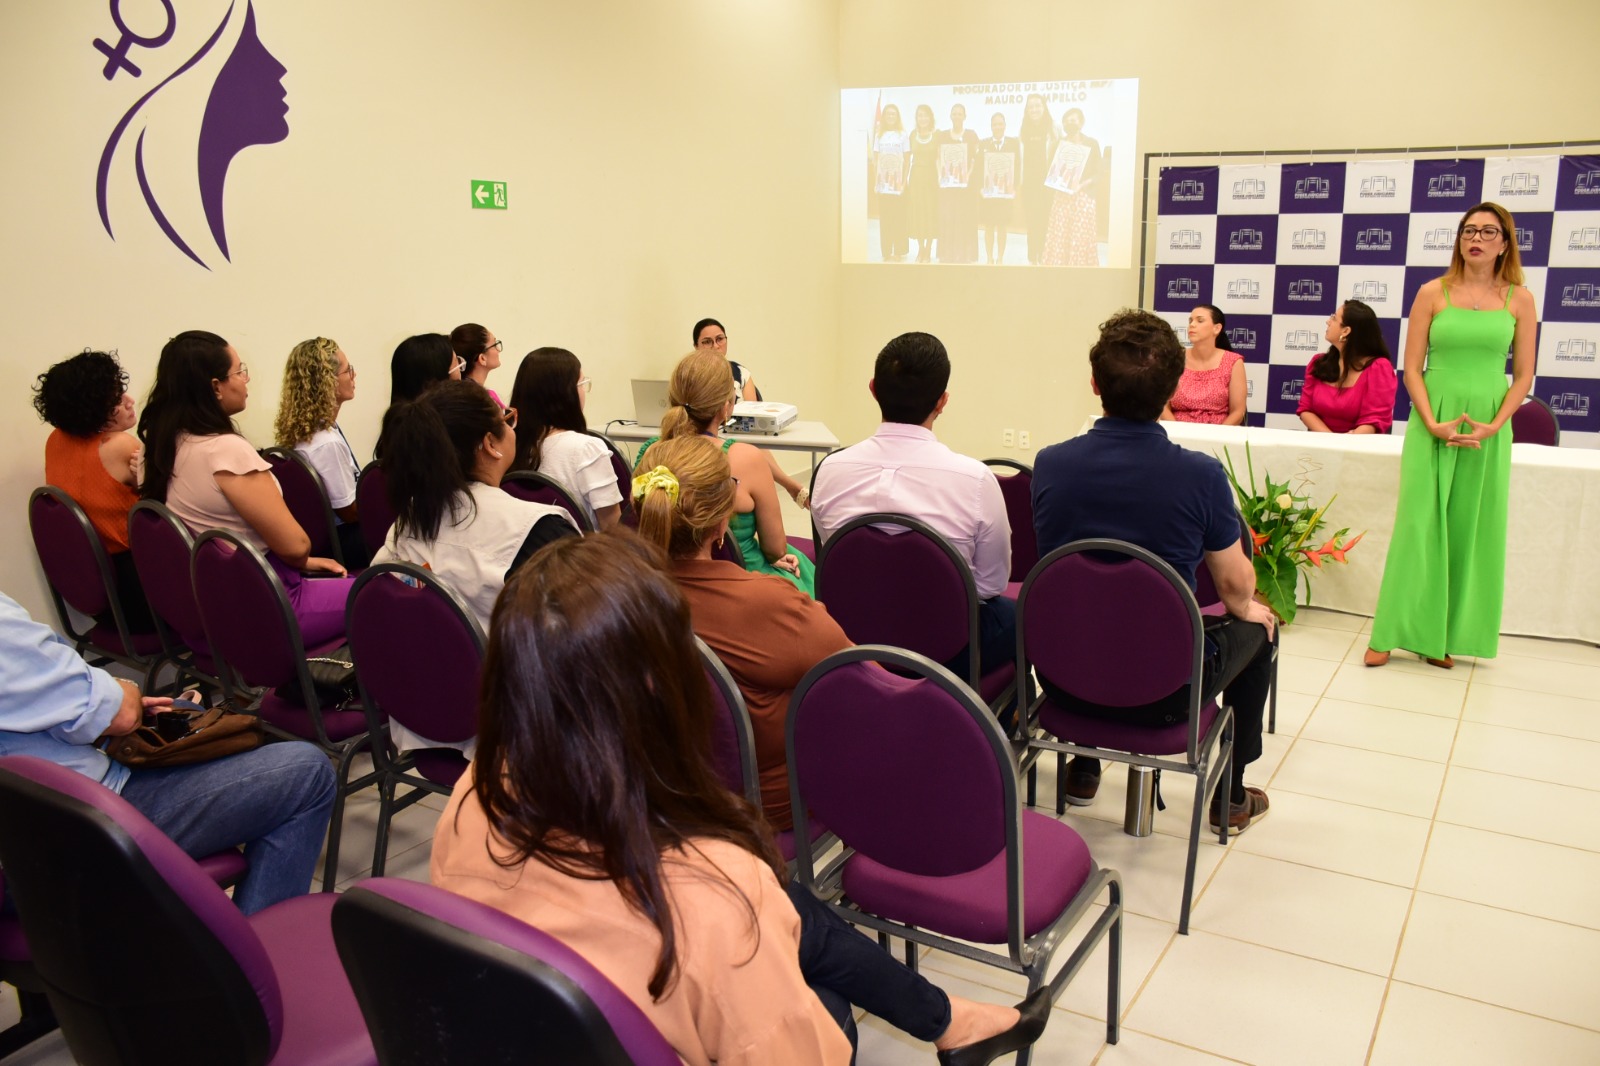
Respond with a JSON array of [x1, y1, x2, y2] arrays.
[[1363, 648, 1390, 667], [1425, 655, 1455, 669], [1210, 787, 1270, 835]]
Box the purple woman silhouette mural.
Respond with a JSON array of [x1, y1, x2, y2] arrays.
[[96, 1, 288, 269]]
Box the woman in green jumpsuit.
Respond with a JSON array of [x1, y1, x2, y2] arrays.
[[1366, 203, 1538, 667]]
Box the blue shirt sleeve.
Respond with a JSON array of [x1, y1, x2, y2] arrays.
[[1200, 460, 1242, 553]]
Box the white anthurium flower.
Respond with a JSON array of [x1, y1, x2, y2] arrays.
[[1275, 493, 1294, 509]]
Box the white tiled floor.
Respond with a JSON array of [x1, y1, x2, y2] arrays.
[[5, 607, 1599, 1064]]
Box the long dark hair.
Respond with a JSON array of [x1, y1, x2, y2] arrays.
[[509, 347, 586, 470], [382, 380, 504, 542], [472, 533, 783, 1000], [1310, 299, 1392, 384], [136, 330, 235, 503], [389, 333, 453, 405], [1019, 93, 1053, 139]]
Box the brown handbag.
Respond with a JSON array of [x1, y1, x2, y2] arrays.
[[101, 704, 264, 768]]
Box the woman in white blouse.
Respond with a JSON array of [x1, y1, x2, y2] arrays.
[[507, 347, 624, 530], [274, 336, 368, 565]]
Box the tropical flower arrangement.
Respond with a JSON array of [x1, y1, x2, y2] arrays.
[[1220, 444, 1363, 625]]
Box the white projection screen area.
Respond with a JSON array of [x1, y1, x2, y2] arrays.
[[841, 79, 1139, 268]]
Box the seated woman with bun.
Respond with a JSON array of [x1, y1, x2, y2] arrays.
[[635, 351, 814, 596], [508, 346, 624, 530], [1298, 299, 1397, 434], [138, 330, 352, 644], [32, 349, 152, 630], [374, 380, 577, 751], [1163, 304, 1245, 425], [431, 531, 1049, 1066], [634, 434, 844, 832]]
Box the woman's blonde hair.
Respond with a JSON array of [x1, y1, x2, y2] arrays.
[[274, 337, 341, 446], [1442, 201, 1524, 288], [659, 350, 735, 440], [634, 435, 736, 559]]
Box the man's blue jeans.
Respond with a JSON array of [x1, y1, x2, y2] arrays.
[[120, 741, 335, 914]]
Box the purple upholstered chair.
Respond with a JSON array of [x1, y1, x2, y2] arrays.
[[815, 512, 1017, 718], [347, 563, 484, 876], [27, 486, 161, 688], [127, 500, 230, 696], [788, 647, 1122, 1063], [1017, 540, 1236, 934], [502, 470, 598, 532], [0, 755, 374, 1066], [191, 530, 377, 892], [332, 879, 678, 1066], [983, 458, 1038, 600], [1192, 511, 1280, 734], [355, 460, 396, 561], [587, 430, 638, 528], [1511, 395, 1561, 446], [262, 447, 346, 567]]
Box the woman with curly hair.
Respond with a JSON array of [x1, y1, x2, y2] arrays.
[[32, 349, 152, 629], [274, 337, 367, 565]]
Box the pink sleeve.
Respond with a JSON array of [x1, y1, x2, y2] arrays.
[[1295, 362, 1316, 417], [204, 434, 272, 477], [1355, 358, 1398, 432]]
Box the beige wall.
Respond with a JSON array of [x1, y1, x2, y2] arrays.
[[836, 0, 1600, 461], [0, 0, 840, 623], [3, 0, 1595, 626]]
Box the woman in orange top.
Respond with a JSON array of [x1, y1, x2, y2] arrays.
[[431, 532, 1047, 1066], [33, 350, 151, 629]]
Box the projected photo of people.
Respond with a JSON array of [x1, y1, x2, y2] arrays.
[[841, 79, 1139, 268]]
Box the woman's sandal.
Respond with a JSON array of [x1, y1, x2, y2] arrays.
[[1363, 648, 1390, 667], [1425, 655, 1455, 669]]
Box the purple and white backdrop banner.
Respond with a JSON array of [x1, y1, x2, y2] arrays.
[[1148, 154, 1600, 448]]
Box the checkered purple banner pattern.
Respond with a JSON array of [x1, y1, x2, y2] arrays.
[[1150, 154, 1600, 446]]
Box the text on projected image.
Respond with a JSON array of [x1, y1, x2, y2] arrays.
[[840, 80, 1139, 267]]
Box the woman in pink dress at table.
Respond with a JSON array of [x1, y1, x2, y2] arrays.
[[1297, 299, 1397, 434], [1163, 304, 1245, 424]]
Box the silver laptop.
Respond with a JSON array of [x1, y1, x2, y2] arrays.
[[631, 379, 672, 426]]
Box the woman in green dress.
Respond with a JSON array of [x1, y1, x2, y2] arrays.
[[634, 350, 815, 596], [1365, 202, 1537, 668]]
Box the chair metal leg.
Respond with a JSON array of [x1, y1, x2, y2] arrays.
[[1179, 770, 1206, 935], [904, 931, 918, 972], [370, 773, 394, 878], [1055, 751, 1067, 816], [1106, 880, 1122, 1044], [1267, 655, 1279, 734], [877, 929, 891, 952], [0, 990, 58, 1057], [320, 741, 363, 893]]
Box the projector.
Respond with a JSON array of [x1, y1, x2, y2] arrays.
[[727, 401, 798, 435]]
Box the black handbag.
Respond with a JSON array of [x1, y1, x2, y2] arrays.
[[278, 643, 358, 709]]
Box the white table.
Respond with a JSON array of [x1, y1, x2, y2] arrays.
[[1146, 422, 1600, 644], [607, 420, 840, 470]]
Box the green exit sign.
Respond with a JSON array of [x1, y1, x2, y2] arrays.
[[471, 180, 507, 210]]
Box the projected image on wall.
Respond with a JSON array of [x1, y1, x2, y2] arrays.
[[840, 79, 1139, 267]]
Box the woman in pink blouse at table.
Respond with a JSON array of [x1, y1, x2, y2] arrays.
[[1297, 299, 1397, 434], [1163, 304, 1245, 425]]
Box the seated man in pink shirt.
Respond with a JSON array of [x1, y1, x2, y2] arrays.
[[810, 332, 1015, 693]]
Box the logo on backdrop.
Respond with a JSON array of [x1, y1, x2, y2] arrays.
[[1226, 279, 1261, 300], [1228, 327, 1257, 351], [1169, 228, 1203, 250], [1556, 339, 1598, 364], [1233, 178, 1268, 200], [1424, 227, 1457, 251], [1498, 172, 1541, 196], [1517, 227, 1536, 252], [1427, 173, 1468, 198], [1171, 179, 1206, 202], [95, 0, 288, 269], [1352, 280, 1389, 302], [1355, 227, 1393, 252], [1167, 277, 1200, 300], [1229, 228, 1264, 251], [1293, 177, 1330, 200], [1360, 175, 1396, 198], [1284, 329, 1320, 352], [1246, 378, 1255, 399], [1550, 392, 1591, 417], [1569, 227, 1600, 252], [1291, 228, 1327, 251], [1280, 379, 1303, 402], [1563, 283, 1600, 308], [1577, 172, 1600, 194], [1287, 278, 1324, 302]]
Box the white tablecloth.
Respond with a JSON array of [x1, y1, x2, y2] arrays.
[[1147, 422, 1600, 644]]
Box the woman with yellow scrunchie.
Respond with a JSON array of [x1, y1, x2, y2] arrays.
[[634, 351, 815, 597]]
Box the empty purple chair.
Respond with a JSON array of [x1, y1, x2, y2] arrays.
[[262, 447, 346, 567], [1018, 540, 1237, 934], [1511, 395, 1560, 446], [587, 430, 638, 528], [788, 647, 1122, 1064], [983, 458, 1038, 600], [332, 879, 678, 1066], [127, 499, 229, 696], [346, 563, 484, 876], [815, 512, 1016, 717], [27, 486, 160, 688], [355, 460, 396, 560], [191, 530, 377, 892], [502, 470, 598, 532], [0, 755, 374, 1066]]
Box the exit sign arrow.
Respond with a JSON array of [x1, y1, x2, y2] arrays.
[[470, 180, 508, 210]]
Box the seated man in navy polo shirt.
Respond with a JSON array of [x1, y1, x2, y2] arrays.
[[1031, 309, 1275, 833]]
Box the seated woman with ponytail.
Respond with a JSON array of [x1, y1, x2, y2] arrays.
[[373, 380, 577, 751], [635, 351, 815, 596], [431, 532, 1050, 1066]]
